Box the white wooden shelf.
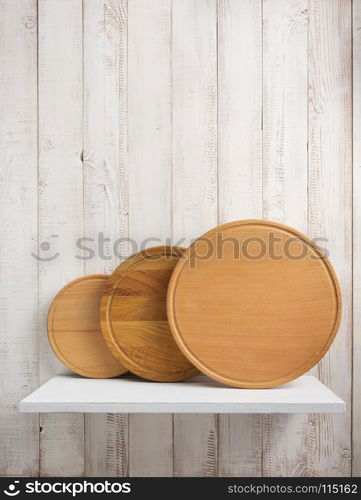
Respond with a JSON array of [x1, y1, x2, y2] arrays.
[[19, 374, 345, 414]]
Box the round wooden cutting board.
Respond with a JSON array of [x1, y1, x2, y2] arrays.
[[48, 275, 127, 378], [167, 220, 342, 388], [100, 246, 198, 382]]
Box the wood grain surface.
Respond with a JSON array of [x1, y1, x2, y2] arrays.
[[172, 0, 218, 477], [308, 0, 352, 476], [101, 247, 198, 382], [217, 0, 263, 477], [127, 0, 174, 476], [353, 0, 361, 477], [0, 0, 39, 475], [48, 275, 127, 378], [168, 220, 342, 389], [38, 0, 85, 477], [83, 0, 129, 478], [261, 0, 309, 478]]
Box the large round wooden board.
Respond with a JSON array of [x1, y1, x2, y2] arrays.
[[100, 246, 198, 382], [167, 220, 342, 388], [48, 275, 127, 378]]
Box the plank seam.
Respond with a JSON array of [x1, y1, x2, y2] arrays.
[[81, 0, 86, 476], [36, 0, 41, 477]]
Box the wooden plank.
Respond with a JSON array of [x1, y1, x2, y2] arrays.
[[127, 0, 173, 477], [38, 0, 84, 477], [39, 416, 84, 477], [217, 0, 262, 221], [85, 413, 128, 477], [129, 414, 172, 477], [83, 0, 129, 477], [217, 0, 263, 477], [219, 415, 262, 477], [261, 0, 309, 477], [172, 0, 218, 477], [308, 0, 352, 477], [262, 0, 308, 226], [353, 0, 361, 478], [0, 0, 39, 476]]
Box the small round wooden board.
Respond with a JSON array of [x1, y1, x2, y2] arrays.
[[167, 220, 342, 388], [48, 275, 127, 378], [100, 246, 198, 382]]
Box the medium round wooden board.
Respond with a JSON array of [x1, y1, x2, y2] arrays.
[[100, 246, 198, 382], [48, 275, 127, 378], [167, 220, 342, 388]]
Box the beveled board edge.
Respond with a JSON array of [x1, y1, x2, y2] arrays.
[[167, 219, 342, 388], [100, 246, 199, 382], [48, 274, 127, 378], [19, 402, 346, 414]]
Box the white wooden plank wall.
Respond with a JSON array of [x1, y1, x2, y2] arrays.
[[172, 0, 218, 477], [83, 0, 128, 477], [0, 0, 358, 477], [38, 0, 84, 476], [308, 0, 352, 476], [217, 0, 263, 476], [353, 0, 361, 478], [0, 0, 39, 476], [127, 0, 173, 477], [262, 0, 309, 477]]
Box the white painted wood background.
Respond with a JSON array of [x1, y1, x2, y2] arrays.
[[0, 0, 358, 477]]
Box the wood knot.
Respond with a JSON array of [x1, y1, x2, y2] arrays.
[[24, 17, 35, 29]]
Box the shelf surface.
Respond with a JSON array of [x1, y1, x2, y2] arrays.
[[19, 374, 345, 414]]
